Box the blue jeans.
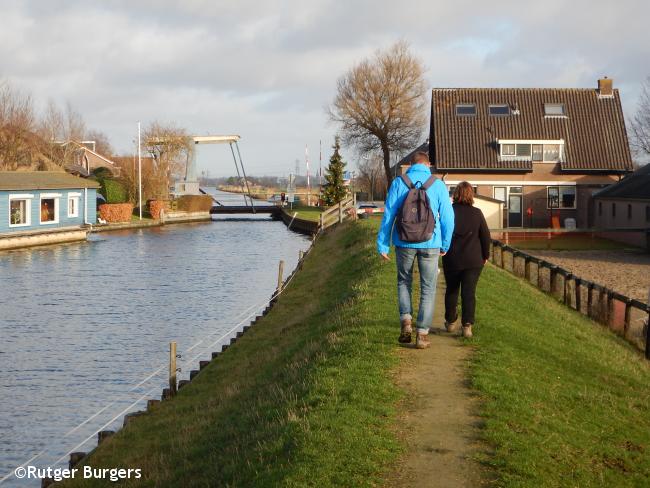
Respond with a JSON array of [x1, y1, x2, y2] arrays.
[[395, 247, 440, 334]]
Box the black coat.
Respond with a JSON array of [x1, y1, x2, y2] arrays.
[[442, 203, 491, 270]]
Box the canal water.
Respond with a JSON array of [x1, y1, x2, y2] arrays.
[[0, 191, 310, 486]]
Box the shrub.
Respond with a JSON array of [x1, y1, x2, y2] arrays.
[[149, 200, 169, 219], [176, 195, 213, 212], [99, 179, 128, 204], [92, 167, 114, 179], [99, 203, 134, 223]]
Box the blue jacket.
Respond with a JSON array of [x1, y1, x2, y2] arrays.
[[377, 164, 454, 254]]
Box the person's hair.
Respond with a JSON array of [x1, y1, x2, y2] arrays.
[[453, 181, 474, 205], [412, 151, 430, 164]]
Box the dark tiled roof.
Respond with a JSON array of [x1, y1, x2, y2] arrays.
[[594, 164, 650, 200], [430, 88, 634, 172], [0, 171, 100, 190]]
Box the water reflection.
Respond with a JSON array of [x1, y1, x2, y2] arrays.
[[0, 206, 309, 486]]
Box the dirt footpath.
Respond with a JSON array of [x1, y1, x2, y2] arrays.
[[387, 278, 487, 488], [530, 249, 650, 302]]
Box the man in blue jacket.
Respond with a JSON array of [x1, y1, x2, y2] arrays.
[[377, 151, 454, 349]]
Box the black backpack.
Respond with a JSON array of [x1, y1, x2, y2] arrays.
[[396, 174, 437, 243]]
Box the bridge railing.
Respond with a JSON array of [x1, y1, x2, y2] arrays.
[[489, 239, 650, 360]]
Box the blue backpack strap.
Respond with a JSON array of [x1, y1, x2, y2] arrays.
[[400, 174, 415, 189], [421, 175, 437, 190]]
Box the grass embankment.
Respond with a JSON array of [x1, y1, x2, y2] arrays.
[[64, 220, 402, 487], [286, 204, 323, 222], [472, 262, 650, 486]]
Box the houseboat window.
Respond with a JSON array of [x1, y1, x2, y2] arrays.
[[627, 204, 632, 219], [40, 198, 58, 224], [489, 104, 510, 116], [9, 199, 30, 227], [515, 144, 531, 157], [456, 104, 476, 116], [532, 144, 543, 161], [501, 144, 516, 156], [547, 186, 575, 209], [68, 196, 79, 218], [544, 103, 566, 116], [543, 144, 561, 162]]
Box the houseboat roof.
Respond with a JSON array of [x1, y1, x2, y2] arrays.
[[430, 82, 634, 173], [594, 163, 650, 200], [0, 171, 100, 191]]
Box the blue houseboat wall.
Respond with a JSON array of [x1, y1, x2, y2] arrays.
[[0, 188, 97, 235]]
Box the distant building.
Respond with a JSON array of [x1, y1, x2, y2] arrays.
[[60, 141, 121, 177], [397, 78, 634, 228], [0, 172, 99, 245]]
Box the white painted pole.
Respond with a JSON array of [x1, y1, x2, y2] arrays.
[[138, 122, 142, 220]]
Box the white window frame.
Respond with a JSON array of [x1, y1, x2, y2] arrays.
[[544, 103, 567, 117], [546, 185, 576, 210], [67, 193, 81, 218], [39, 193, 61, 225], [8, 194, 33, 228], [455, 103, 476, 116], [498, 139, 565, 163]]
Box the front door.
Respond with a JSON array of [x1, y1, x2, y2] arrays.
[[508, 194, 523, 227]]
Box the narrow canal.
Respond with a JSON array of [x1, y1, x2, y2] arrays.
[[0, 192, 310, 486]]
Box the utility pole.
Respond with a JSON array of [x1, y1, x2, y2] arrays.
[[305, 145, 311, 206], [319, 139, 322, 204], [138, 122, 142, 220]]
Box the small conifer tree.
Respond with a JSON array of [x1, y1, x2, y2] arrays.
[[322, 137, 347, 206]]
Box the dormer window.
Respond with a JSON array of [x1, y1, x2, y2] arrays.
[[489, 104, 510, 116], [498, 139, 564, 162], [544, 103, 566, 117], [455, 104, 476, 116]]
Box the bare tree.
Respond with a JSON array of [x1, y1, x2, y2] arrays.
[[329, 41, 427, 184], [630, 77, 650, 164], [86, 129, 114, 156], [357, 153, 386, 201], [142, 122, 192, 199]]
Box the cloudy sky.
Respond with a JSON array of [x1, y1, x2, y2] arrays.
[[2, 0, 649, 176]]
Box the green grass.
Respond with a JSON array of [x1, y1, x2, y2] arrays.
[[470, 263, 650, 487], [511, 235, 632, 251], [63, 220, 402, 487], [285, 205, 323, 222]]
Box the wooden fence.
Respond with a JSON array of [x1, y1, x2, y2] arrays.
[[318, 197, 356, 231], [490, 239, 650, 359]]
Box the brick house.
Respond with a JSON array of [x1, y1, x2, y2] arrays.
[[401, 78, 634, 228]]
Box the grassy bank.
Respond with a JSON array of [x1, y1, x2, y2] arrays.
[[64, 220, 402, 487], [471, 262, 650, 486]]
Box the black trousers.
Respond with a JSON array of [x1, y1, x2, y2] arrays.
[[443, 266, 483, 325]]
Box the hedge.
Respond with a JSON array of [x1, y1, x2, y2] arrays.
[[100, 179, 128, 204]]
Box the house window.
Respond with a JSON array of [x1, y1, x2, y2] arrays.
[[9, 198, 31, 227], [547, 186, 576, 209], [532, 144, 543, 161], [543, 144, 561, 162], [515, 144, 531, 157], [544, 103, 566, 116], [612, 203, 616, 217], [68, 195, 80, 218], [489, 104, 510, 116], [501, 144, 516, 156], [627, 204, 632, 219], [40, 196, 59, 224], [493, 187, 507, 208], [456, 104, 476, 116]]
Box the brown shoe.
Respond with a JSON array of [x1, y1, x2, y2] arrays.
[[398, 318, 413, 344], [445, 319, 460, 333], [415, 332, 430, 349], [462, 324, 473, 338]]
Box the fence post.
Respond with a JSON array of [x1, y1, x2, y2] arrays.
[[646, 287, 650, 360], [524, 256, 531, 281], [338, 201, 343, 223], [587, 283, 594, 317], [549, 266, 558, 297], [623, 298, 632, 337], [575, 278, 582, 313], [564, 273, 572, 305], [277, 260, 285, 293], [169, 341, 177, 396], [319, 213, 323, 231]]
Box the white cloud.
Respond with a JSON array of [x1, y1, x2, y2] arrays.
[[1, 0, 648, 176]]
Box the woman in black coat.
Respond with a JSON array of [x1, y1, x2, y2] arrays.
[[442, 182, 491, 338]]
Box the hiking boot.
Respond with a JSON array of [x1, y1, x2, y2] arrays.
[[415, 332, 430, 349], [398, 317, 413, 344], [462, 323, 473, 338], [445, 319, 460, 333]]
